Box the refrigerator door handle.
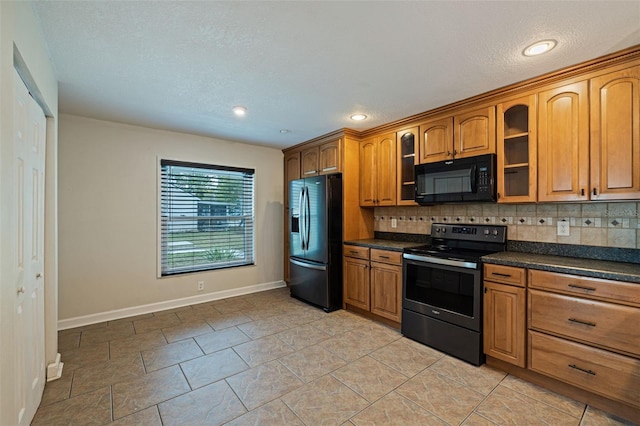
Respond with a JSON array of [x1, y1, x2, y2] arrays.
[[298, 187, 305, 250], [290, 258, 327, 271], [304, 186, 311, 250]]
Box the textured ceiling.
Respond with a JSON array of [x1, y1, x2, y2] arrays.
[[32, 1, 640, 149]]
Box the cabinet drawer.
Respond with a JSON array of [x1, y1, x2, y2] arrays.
[[529, 269, 640, 306], [370, 249, 402, 265], [344, 245, 369, 260], [529, 289, 640, 356], [484, 264, 526, 287], [529, 330, 640, 408]]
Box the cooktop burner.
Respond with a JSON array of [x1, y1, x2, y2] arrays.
[[404, 223, 508, 261]]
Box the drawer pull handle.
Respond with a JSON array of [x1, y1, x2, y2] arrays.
[[350, 251, 360, 254], [568, 318, 596, 327], [378, 255, 390, 259], [491, 272, 512, 278], [567, 283, 596, 292], [568, 364, 596, 376]]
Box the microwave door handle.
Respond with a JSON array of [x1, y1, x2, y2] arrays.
[[469, 164, 477, 193]]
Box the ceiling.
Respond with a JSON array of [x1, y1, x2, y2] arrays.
[[32, 1, 640, 150]]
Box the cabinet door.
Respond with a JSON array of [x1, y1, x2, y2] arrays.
[[454, 106, 496, 158], [483, 281, 526, 367], [375, 134, 397, 206], [370, 261, 402, 323], [538, 81, 590, 202], [283, 151, 301, 283], [397, 127, 418, 205], [590, 66, 640, 200], [419, 117, 453, 163], [319, 139, 342, 175], [359, 138, 377, 206], [343, 256, 370, 311], [497, 95, 537, 203], [301, 146, 320, 177]]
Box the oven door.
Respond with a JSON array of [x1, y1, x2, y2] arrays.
[[402, 254, 482, 332]]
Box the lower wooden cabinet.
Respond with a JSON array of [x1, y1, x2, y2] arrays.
[[343, 255, 370, 311], [343, 245, 402, 324], [370, 260, 402, 322], [483, 264, 527, 367]]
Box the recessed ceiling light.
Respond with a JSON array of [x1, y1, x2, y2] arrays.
[[280, 129, 290, 134], [350, 113, 367, 121], [232, 106, 247, 116], [523, 40, 557, 57]]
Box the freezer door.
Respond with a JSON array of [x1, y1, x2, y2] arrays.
[[303, 176, 328, 264], [289, 258, 330, 310], [289, 179, 305, 259]]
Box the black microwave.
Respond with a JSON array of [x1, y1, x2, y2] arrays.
[[415, 153, 496, 204]]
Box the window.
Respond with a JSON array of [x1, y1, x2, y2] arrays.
[[160, 159, 254, 276]]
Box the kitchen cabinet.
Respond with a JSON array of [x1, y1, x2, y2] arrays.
[[343, 245, 402, 324], [301, 146, 319, 176], [359, 133, 396, 206], [537, 81, 591, 202], [419, 117, 453, 163], [483, 264, 527, 367], [590, 65, 640, 200], [418, 106, 495, 164], [528, 269, 640, 410], [300, 138, 342, 177], [343, 245, 370, 311], [396, 127, 419, 205], [497, 95, 537, 202], [283, 151, 301, 283], [539, 67, 640, 202], [319, 139, 341, 175]]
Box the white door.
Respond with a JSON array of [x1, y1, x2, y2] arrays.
[[13, 69, 46, 425]]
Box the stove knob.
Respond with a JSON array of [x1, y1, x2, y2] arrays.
[[493, 230, 499, 236], [441, 228, 446, 233], [484, 229, 490, 235]]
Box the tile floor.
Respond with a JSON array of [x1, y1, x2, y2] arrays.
[[34, 287, 635, 425]]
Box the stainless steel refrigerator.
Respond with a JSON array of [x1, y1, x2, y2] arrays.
[[289, 173, 342, 311]]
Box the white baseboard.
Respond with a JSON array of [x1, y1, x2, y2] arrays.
[[58, 280, 286, 331]]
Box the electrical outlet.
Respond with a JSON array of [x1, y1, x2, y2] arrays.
[[557, 220, 570, 236], [391, 218, 397, 228], [197, 281, 205, 291]]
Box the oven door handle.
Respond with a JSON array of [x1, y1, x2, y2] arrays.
[[403, 253, 478, 269]]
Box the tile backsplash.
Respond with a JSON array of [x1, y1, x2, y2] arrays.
[[374, 202, 640, 249]]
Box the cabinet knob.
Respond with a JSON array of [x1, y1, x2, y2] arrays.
[[592, 188, 597, 196], [580, 188, 585, 196], [17, 286, 25, 294], [36, 273, 42, 279]]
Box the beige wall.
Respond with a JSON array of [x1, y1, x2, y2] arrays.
[[0, 1, 59, 424], [376, 203, 640, 248], [58, 115, 284, 321]]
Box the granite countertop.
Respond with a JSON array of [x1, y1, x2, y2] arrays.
[[343, 239, 424, 252], [482, 251, 640, 284]]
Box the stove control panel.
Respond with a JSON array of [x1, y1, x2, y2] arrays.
[[431, 223, 507, 243]]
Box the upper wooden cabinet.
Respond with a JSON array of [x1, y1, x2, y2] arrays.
[[360, 133, 396, 206], [454, 106, 496, 159], [299, 138, 342, 177], [419, 117, 453, 163], [418, 106, 496, 164], [497, 95, 537, 203], [301, 146, 319, 176], [538, 67, 640, 202], [396, 127, 419, 205], [538, 81, 590, 202], [319, 139, 341, 175], [590, 65, 640, 200]]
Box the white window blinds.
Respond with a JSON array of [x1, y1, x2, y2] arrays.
[[160, 159, 255, 276]]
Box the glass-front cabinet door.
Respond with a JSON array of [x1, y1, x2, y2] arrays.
[[497, 95, 537, 203], [396, 127, 419, 205]]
